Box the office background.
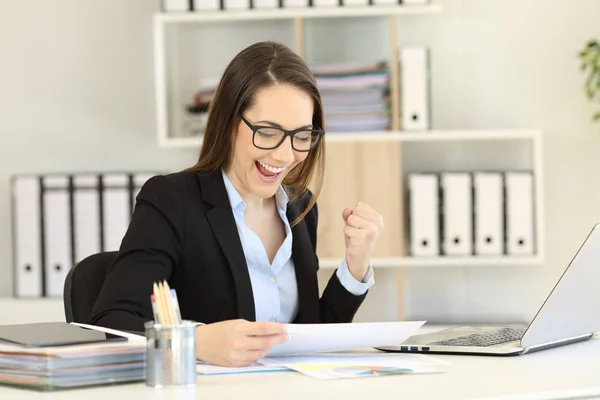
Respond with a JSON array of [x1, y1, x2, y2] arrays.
[[1, 0, 599, 325]]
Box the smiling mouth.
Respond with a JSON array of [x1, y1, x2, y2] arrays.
[[255, 161, 285, 180]]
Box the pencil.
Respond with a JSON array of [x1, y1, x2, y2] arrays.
[[150, 294, 160, 323], [152, 282, 163, 324], [163, 281, 176, 325], [158, 281, 171, 324], [170, 289, 182, 324], [151, 280, 183, 325]]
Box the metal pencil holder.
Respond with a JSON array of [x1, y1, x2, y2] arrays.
[[144, 320, 197, 388]]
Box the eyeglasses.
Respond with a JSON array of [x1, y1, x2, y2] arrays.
[[240, 115, 324, 152]]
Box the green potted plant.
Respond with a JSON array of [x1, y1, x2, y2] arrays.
[[578, 40, 600, 122]]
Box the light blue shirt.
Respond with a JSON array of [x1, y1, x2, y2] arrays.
[[221, 169, 374, 323]]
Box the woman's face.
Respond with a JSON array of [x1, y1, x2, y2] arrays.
[[225, 83, 314, 201]]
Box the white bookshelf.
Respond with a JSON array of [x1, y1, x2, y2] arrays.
[[151, 5, 545, 270], [153, 4, 442, 147]]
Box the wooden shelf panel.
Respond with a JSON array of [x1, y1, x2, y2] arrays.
[[155, 5, 443, 24], [313, 142, 403, 260]]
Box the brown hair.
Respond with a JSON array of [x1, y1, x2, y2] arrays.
[[186, 41, 325, 226]]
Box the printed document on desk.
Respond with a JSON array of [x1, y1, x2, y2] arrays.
[[267, 321, 425, 356], [259, 352, 446, 380]]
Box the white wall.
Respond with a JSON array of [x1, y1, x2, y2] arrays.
[[1, 0, 600, 326], [0, 0, 198, 298], [398, 0, 600, 324]]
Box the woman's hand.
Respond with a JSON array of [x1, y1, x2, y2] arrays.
[[195, 319, 289, 367], [342, 202, 384, 282]]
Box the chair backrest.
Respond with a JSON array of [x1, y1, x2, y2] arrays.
[[63, 251, 118, 323]]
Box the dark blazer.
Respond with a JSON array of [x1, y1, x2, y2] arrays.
[[88, 169, 367, 333]]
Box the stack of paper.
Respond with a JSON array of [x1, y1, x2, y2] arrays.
[[311, 62, 391, 132], [0, 340, 146, 391]]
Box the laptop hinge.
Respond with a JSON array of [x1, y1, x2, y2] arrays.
[[521, 333, 593, 354]]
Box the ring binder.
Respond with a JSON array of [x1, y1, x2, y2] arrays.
[[12, 176, 43, 298], [11, 171, 161, 298], [42, 175, 71, 298]]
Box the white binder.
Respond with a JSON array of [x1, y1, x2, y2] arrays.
[[313, 0, 339, 6], [372, 0, 399, 5], [473, 172, 504, 256], [343, 0, 369, 4], [505, 171, 535, 255], [42, 175, 71, 298], [192, 0, 219, 10], [73, 175, 101, 264], [132, 173, 155, 214], [102, 174, 130, 252], [282, 0, 309, 7], [223, 0, 249, 9], [441, 172, 473, 256], [162, 0, 190, 12], [399, 46, 430, 131], [253, 0, 278, 7], [13, 176, 42, 297], [408, 173, 439, 256]]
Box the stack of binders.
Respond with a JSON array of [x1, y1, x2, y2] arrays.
[[407, 171, 535, 257], [160, 0, 429, 12], [11, 172, 159, 298]]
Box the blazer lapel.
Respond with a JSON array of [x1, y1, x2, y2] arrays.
[[287, 202, 320, 323], [197, 170, 256, 322]]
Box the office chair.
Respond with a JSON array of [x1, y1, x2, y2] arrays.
[[63, 251, 118, 323]]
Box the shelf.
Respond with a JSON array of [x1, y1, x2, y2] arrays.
[[325, 129, 541, 142], [158, 129, 542, 148], [155, 5, 443, 24], [153, 4, 443, 146], [318, 255, 544, 269]]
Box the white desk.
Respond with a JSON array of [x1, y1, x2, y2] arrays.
[[1, 325, 600, 400]]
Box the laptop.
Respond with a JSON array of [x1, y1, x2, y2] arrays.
[[377, 223, 600, 356]]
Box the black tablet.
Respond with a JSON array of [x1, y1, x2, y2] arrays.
[[0, 322, 127, 347]]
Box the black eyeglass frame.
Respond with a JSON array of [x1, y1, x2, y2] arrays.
[[240, 115, 325, 152]]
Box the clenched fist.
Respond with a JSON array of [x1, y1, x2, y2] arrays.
[[342, 202, 384, 282]]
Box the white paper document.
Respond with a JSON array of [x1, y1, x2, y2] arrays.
[[259, 352, 446, 380], [267, 321, 425, 356]]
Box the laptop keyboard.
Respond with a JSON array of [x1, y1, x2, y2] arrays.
[[430, 327, 527, 347]]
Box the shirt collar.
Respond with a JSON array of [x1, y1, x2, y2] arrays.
[[221, 168, 289, 214]]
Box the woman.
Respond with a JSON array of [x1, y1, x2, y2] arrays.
[[89, 41, 384, 367]]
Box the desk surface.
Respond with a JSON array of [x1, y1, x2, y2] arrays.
[[1, 326, 600, 400]]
